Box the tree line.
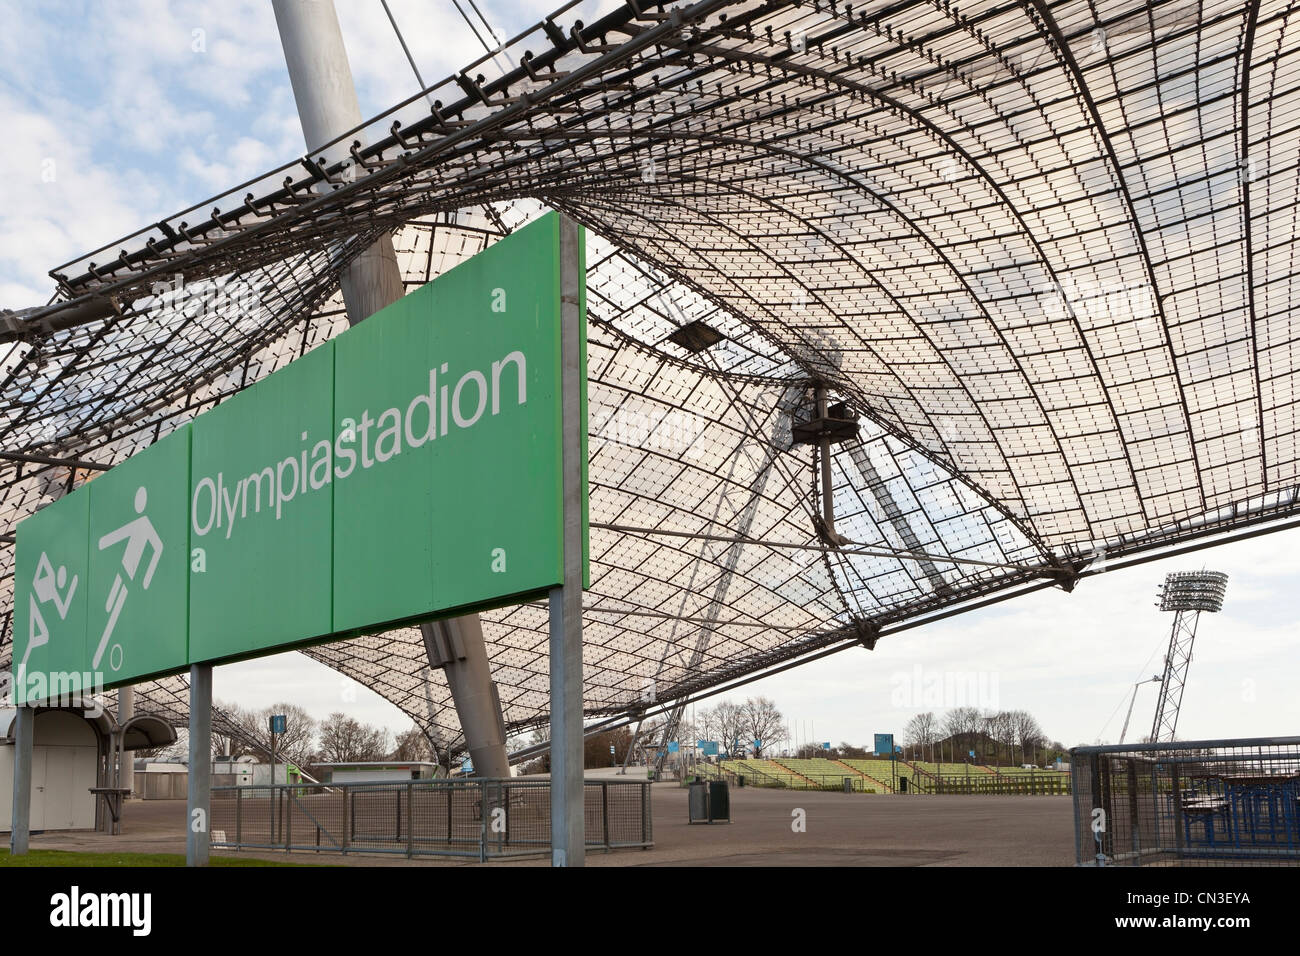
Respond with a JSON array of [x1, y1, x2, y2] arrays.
[[902, 707, 1066, 766], [141, 700, 437, 778], [139, 697, 1067, 775], [520, 695, 792, 772]]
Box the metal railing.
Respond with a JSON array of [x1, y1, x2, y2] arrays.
[[1071, 736, 1300, 866], [210, 778, 653, 861], [697, 763, 878, 792], [757, 771, 875, 792], [699, 760, 1072, 795], [931, 772, 1070, 795]]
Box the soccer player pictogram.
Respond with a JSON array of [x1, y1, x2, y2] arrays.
[[94, 485, 164, 671]]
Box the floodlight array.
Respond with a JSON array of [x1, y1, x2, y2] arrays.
[[1158, 571, 1229, 613]]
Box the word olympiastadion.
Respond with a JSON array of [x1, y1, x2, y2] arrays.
[[191, 349, 527, 541]]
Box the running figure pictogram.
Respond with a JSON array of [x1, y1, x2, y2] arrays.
[[18, 552, 78, 684], [94, 485, 163, 671]]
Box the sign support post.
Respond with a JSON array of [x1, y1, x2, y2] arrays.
[[119, 685, 134, 800], [9, 704, 33, 855], [549, 214, 585, 867], [269, 722, 276, 846], [186, 663, 212, 866]]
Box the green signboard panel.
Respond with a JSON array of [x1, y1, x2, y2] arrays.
[[87, 425, 191, 686], [331, 295, 438, 634], [14, 487, 89, 703], [188, 342, 336, 663], [13, 212, 584, 702], [332, 222, 566, 633]]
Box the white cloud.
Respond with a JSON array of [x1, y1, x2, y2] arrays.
[[0, 89, 166, 304]]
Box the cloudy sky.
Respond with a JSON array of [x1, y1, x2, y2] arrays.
[[2, 1, 1295, 753]]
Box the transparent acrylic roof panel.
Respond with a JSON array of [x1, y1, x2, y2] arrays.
[[2, 0, 1297, 747]]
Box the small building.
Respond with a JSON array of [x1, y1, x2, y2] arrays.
[[136, 757, 310, 798], [135, 760, 189, 800], [242, 762, 305, 787], [1, 704, 175, 830], [1, 709, 100, 830], [212, 754, 257, 787], [316, 761, 442, 785]]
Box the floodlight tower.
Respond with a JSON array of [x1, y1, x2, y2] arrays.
[[1149, 571, 1228, 743]]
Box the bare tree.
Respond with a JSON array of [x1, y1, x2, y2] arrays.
[[984, 710, 1017, 766], [1009, 710, 1046, 766], [942, 706, 982, 760], [741, 696, 788, 758], [518, 724, 552, 773], [795, 742, 831, 759], [138, 737, 187, 762], [211, 700, 252, 760], [584, 726, 634, 768], [628, 714, 699, 769], [700, 701, 747, 758], [222, 702, 316, 767], [904, 712, 938, 760], [316, 712, 389, 763], [391, 724, 434, 761], [676, 717, 698, 751]]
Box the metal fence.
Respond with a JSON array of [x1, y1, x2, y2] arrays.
[[696, 763, 877, 792], [930, 773, 1070, 795], [693, 761, 1067, 795], [210, 778, 653, 861], [745, 771, 876, 792], [1071, 736, 1300, 866]]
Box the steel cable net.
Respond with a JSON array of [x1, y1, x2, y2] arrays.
[[1, 0, 1298, 752]]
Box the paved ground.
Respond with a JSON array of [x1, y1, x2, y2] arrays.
[[16, 786, 1076, 866]]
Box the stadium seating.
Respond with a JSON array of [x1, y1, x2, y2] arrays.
[[717, 759, 793, 787], [840, 759, 904, 793], [774, 758, 862, 790], [693, 756, 1066, 794], [904, 760, 992, 777], [717, 759, 848, 790]]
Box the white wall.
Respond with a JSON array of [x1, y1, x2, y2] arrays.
[[330, 768, 414, 785], [0, 711, 99, 832], [249, 763, 295, 786], [0, 745, 13, 830]]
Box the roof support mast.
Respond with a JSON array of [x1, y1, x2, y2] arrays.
[[272, 0, 510, 780]]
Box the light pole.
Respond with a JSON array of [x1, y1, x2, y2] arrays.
[[1150, 571, 1228, 743], [1119, 676, 1162, 744]]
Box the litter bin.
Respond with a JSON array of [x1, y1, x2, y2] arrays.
[[708, 781, 730, 822], [688, 780, 709, 822], [689, 780, 731, 823]]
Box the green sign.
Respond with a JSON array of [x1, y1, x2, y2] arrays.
[[14, 212, 586, 704]]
